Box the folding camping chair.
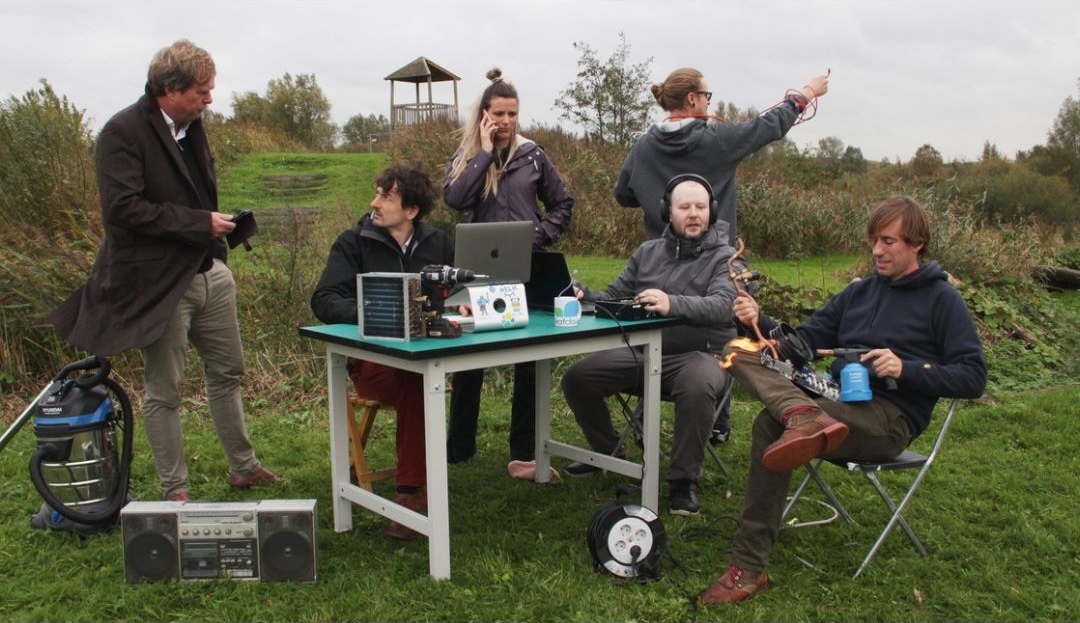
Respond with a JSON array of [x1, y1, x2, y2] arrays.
[[781, 398, 962, 577], [612, 378, 735, 483]]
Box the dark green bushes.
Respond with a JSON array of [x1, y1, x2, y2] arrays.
[[0, 81, 101, 387], [1053, 242, 1080, 269]]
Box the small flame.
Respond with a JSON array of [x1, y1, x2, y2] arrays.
[[720, 338, 761, 369]]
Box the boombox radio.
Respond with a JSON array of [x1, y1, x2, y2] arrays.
[[121, 499, 317, 583]]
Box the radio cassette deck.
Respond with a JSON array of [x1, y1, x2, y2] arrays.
[[122, 499, 317, 583]]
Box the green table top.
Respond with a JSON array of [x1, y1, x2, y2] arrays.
[[299, 312, 680, 361]]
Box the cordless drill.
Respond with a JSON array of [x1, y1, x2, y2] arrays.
[[418, 264, 486, 338]]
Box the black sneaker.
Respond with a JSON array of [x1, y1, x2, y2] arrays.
[[709, 423, 731, 445], [669, 479, 701, 516], [564, 461, 601, 477], [564, 450, 626, 478]]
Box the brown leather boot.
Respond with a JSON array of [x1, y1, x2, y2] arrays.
[[700, 565, 769, 605], [386, 489, 427, 541], [762, 409, 848, 472], [228, 465, 285, 490]]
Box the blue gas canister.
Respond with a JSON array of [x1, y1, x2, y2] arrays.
[[838, 361, 873, 402]]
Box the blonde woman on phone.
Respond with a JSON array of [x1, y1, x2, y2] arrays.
[[443, 68, 574, 480]]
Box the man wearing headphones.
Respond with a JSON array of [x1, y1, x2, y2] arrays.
[[559, 174, 740, 516]]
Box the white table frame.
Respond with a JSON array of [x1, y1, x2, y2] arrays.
[[303, 321, 668, 579]]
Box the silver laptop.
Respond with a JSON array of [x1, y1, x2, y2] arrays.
[[445, 221, 533, 306]]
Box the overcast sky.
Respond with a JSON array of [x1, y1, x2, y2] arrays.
[[3, 0, 1078, 162]]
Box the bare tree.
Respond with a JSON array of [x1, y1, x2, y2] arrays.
[[554, 33, 653, 146]]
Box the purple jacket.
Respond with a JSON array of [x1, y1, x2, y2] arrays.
[[443, 139, 573, 248]]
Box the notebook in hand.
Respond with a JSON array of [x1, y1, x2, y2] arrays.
[[227, 210, 258, 251]]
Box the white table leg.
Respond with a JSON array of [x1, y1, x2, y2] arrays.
[[328, 350, 353, 532], [534, 358, 553, 483], [423, 360, 451, 579], [640, 336, 662, 512]]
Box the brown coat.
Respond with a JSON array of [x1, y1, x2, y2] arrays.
[[49, 89, 225, 356]]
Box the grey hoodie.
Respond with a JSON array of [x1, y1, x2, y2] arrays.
[[614, 97, 804, 243]]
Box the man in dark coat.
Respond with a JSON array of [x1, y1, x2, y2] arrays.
[[49, 39, 281, 502]]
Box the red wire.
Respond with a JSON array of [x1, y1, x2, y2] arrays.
[[757, 89, 818, 125], [753, 68, 829, 126]]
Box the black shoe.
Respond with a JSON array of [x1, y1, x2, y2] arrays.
[[669, 479, 700, 516], [564, 461, 602, 477], [447, 445, 475, 464], [565, 450, 626, 478], [709, 423, 731, 445]]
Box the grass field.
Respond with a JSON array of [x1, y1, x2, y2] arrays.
[[1, 381, 1076, 622], [2, 249, 1076, 621], [217, 151, 388, 212], [566, 253, 863, 295]]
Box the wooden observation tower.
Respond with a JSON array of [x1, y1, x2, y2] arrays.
[[384, 56, 460, 131]]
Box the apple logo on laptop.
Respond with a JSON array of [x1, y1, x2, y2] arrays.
[[490, 246, 500, 259]]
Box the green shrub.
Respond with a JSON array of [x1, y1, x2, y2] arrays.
[[0, 80, 100, 384], [897, 182, 1055, 287], [384, 117, 462, 233], [738, 181, 867, 258], [0, 80, 97, 235], [204, 112, 306, 173], [1056, 243, 1080, 269], [529, 124, 642, 256]]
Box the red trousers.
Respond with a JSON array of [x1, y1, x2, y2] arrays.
[[347, 359, 425, 488]]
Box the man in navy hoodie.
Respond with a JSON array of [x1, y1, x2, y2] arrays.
[[701, 196, 986, 605]]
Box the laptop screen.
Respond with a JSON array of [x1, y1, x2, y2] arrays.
[[524, 251, 595, 313], [453, 221, 533, 282]]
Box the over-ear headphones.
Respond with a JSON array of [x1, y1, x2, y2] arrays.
[[660, 173, 717, 225]]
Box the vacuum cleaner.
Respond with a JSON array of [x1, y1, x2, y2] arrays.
[[1, 355, 134, 536]]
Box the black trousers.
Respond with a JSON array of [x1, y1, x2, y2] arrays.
[[447, 363, 536, 462]]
